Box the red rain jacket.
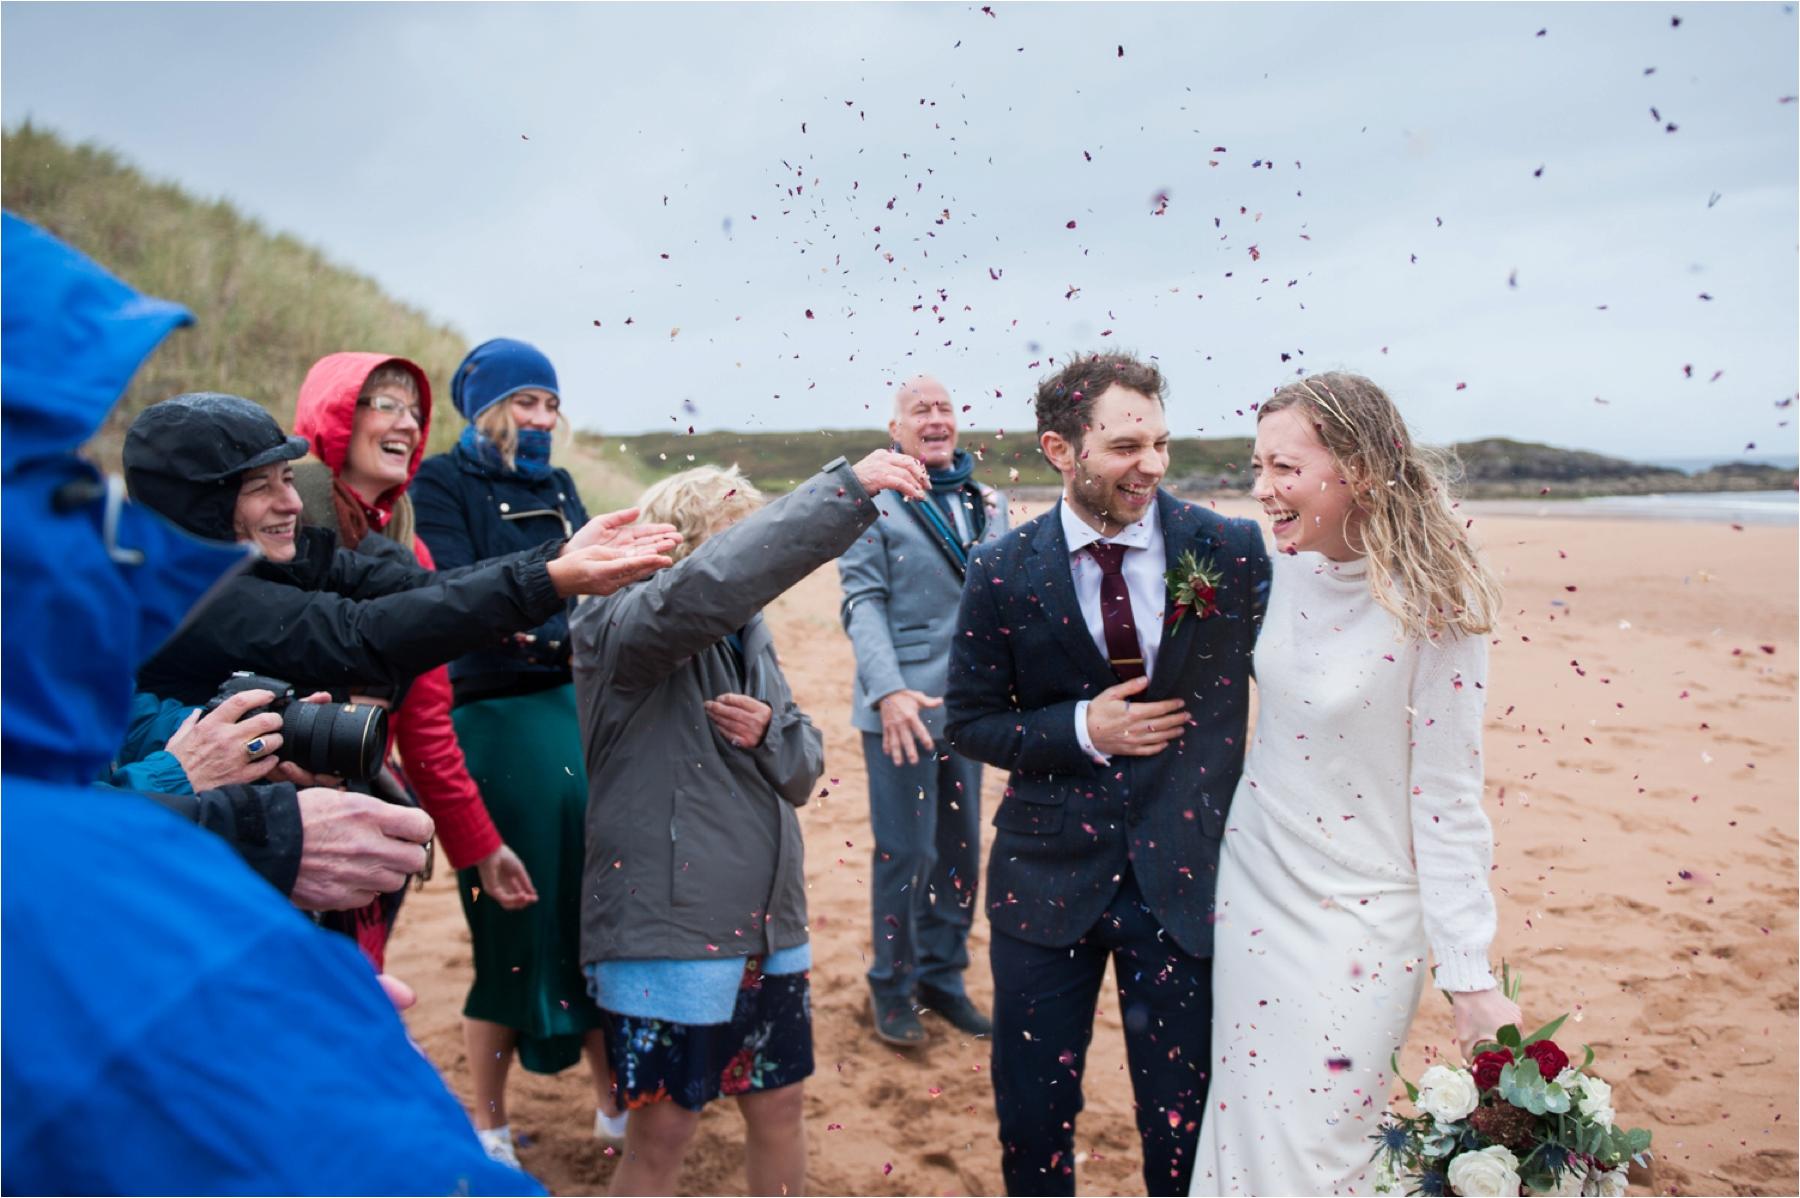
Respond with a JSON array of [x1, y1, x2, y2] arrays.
[[293, 353, 501, 869]]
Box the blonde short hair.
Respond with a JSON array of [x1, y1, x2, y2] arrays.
[[635, 465, 765, 562]]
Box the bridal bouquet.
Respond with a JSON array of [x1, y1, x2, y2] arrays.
[[1372, 976, 1652, 1196]]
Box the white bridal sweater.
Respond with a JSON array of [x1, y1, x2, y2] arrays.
[[1240, 551, 1498, 993]]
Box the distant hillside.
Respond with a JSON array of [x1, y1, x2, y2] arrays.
[[2, 123, 468, 457], [571, 427, 1258, 493], [586, 428, 1795, 499]]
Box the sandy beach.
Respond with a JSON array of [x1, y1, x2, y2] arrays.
[[386, 499, 1799, 1196]]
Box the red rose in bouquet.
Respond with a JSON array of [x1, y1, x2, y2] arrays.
[[1523, 1039, 1570, 1081], [1471, 1049, 1512, 1091]]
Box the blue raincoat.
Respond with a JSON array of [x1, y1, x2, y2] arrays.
[[0, 212, 543, 1195]]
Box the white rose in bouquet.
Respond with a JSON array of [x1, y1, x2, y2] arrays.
[[1418, 1064, 1480, 1123], [1447, 1145, 1521, 1197], [1575, 1074, 1616, 1129]]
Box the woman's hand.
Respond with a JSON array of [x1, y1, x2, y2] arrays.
[[564, 506, 682, 557], [165, 689, 287, 790], [1450, 987, 1523, 1059], [474, 844, 539, 910], [852, 449, 929, 500], [547, 540, 679, 598], [705, 693, 773, 749]]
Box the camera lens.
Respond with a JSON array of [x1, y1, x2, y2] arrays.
[[281, 701, 388, 780]]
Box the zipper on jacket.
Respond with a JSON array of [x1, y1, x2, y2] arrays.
[[500, 507, 573, 538]]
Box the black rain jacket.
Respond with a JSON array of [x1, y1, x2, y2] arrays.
[[137, 526, 566, 707]]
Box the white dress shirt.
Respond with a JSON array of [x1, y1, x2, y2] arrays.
[[1060, 497, 1166, 762]]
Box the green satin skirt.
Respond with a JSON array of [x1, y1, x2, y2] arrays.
[[453, 683, 602, 1074]]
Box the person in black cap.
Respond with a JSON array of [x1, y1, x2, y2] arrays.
[[124, 390, 314, 563], [125, 391, 681, 709], [115, 392, 682, 941]]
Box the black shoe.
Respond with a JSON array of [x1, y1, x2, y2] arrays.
[[870, 991, 927, 1046], [916, 983, 993, 1037]]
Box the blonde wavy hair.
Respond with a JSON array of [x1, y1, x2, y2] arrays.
[[635, 465, 766, 562], [1261, 372, 1501, 639], [474, 395, 570, 474]]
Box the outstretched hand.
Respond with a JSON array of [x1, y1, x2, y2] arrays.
[[1084, 675, 1190, 758], [852, 449, 929, 500], [565, 507, 682, 557], [548, 539, 681, 598]]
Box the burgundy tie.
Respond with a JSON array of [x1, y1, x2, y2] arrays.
[[1086, 542, 1144, 681]]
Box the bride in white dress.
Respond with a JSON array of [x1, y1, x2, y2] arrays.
[[1191, 374, 1522, 1196]]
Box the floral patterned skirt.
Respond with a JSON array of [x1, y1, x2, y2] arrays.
[[601, 960, 813, 1112]]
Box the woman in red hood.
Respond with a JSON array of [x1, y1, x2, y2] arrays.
[[292, 353, 539, 952]]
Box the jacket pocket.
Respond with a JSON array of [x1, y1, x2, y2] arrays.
[[894, 640, 934, 664], [991, 794, 1064, 836]]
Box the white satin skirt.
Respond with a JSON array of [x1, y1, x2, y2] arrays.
[[1190, 790, 1429, 1196]]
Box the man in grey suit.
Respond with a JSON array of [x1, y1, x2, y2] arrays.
[[838, 377, 1009, 1046]]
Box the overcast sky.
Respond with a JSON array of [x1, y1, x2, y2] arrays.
[[4, 2, 1796, 460]]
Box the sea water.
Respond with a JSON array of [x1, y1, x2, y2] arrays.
[[1545, 491, 1796, 524]]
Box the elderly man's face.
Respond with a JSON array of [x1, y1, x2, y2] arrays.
[[888, 379, 957, 470]]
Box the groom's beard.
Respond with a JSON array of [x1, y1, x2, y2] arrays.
[[1066, 465, 1158, 537]]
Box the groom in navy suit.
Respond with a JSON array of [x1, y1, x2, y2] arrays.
[[945, 353, 1270, 1196]]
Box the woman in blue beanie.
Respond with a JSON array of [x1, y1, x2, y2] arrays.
[[411, 339, 625, 1165]]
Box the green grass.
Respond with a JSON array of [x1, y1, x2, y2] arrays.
[[579, 427, 1258, 495]]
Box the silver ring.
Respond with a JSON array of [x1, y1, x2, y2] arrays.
[[244, 737, 267, 759]]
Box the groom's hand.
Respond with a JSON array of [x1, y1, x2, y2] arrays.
[[1086, 676, 1190, 757]]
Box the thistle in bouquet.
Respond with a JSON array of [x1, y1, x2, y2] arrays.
[[1372, 966, 1653, 1196]]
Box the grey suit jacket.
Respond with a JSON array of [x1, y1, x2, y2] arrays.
[[837, 484, 1008, 736]]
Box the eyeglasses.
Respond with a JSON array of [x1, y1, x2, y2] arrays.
[[358, 394, 424, 425]]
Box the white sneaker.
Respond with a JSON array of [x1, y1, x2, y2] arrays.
[[477, 1125, 521, 1168], [594, 1107, 629, 1145]]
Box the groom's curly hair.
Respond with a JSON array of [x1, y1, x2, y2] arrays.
[[1033, 351, 1165, 449]]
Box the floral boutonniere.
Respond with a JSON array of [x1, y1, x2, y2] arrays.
[[1165, 549, 1223, 633]]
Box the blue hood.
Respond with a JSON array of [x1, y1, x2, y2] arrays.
[[1, 213, 543, 1197], [1, 212, 250, 785]]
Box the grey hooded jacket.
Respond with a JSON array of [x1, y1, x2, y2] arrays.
[[572, 458, 879, 963]]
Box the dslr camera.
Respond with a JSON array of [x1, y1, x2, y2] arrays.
[[204, 672, 388, 781]]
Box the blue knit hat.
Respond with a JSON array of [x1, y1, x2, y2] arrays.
[[450, 338, 559, 422]]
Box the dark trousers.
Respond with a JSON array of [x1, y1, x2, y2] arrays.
[[990, 869, 1212, 1196], [862, 733, 983, 1000]]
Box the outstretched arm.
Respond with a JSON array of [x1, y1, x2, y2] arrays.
[[596, 453, 922, 694]]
